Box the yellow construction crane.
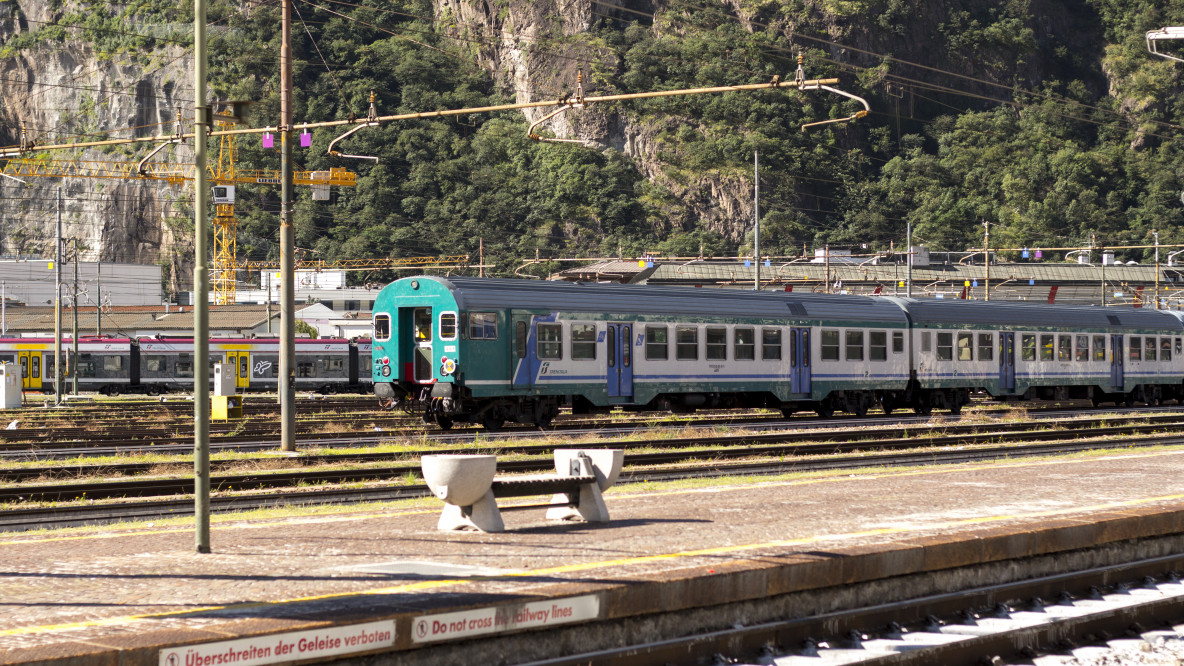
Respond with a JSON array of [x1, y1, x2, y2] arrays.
[[240, 255, 470, 271]]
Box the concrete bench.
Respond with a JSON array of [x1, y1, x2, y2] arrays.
[[420, 449, 624, 532]]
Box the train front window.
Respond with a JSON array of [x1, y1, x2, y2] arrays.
[[439, 313, 457, 340], [373, 314, 391, 341], [414, 308, 432, 342]]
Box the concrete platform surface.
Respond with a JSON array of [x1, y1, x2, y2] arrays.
[[2, 447, 1184, 665]]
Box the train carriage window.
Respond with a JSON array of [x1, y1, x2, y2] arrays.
[[762, 328, 782, 360], [956, 333, 973, 361], [1093, 336, 1106, 361], [571, 324, 597, 360], [622, 326, 632, 368], [30, 356, 40, 379], [77, 354, 96, 378], [646, 326, 669, 360], [869, 331, 887, 361], [439, 313, 457, 340], [1040, 334, 1054, 361], [734, 327, 755, 361], [1177, 338, 1182, 356], [515, 321, 527, 358], [1161, 337, 1172, 362], [145, 356, 166, 373], [705, 327, 727, 361], [45, 356, 54, 380], [920, 331, 931, 353], [414, 308, 432, 342], [0, 354, 12, 365], [1057, 335, 1072, 362], [821, 330, 840, 361], [103, 355, 124, 371], [1130, 336, 1142, 361], [892, 331, 904, 354], [1145, 337, 1157, 362], [537, 324, 562, 360], [252, 355, 279, 378], [936, 332, 953, 361], [297, 361, 316, 377], [676, 326, 698, 361], [1076, 335, 1089, 362], [321, 357, 345, 373], [978, 333, 993, 361], [470, 312, 498, 340], [176, 354, 193, 378], [373, 314, 391, 341], [846, 330, 865, 361], [1022, 334, 1036, 361]]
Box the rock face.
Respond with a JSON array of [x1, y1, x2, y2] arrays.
[[0, 0, 193, 300]]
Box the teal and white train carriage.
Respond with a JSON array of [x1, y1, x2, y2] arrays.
[[371, 276, 913, 429], [371, 276, 1184, 430]]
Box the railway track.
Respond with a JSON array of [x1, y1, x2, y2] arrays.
[[1, 427, 1178, 531]]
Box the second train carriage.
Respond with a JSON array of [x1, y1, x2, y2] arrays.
[[372, 276, 1184, 429], [0, 337, 374, 395]]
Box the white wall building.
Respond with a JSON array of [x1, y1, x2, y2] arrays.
[[0, 260, 161, 306]]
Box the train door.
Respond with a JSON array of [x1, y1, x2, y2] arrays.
[[999, 332, 1016, 392], [789, 328, 811, 394], [225, 352, 250, 389], [17, 351, 40, 390], [511, 315, 539, 389], [606, 323, 634, 400], [412, 307, 433, 383], [1110, 334, 1125, 390]]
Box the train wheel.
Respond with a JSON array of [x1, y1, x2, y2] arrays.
[[1123, 392, 1136, 408], [815, 404, 833, 419], [481, 417, 504, 432], [850, 398, 868, 418], [948, 402, 963, 416], [780, 407, 795, 418], [914, 400, 932, 416], [434, 414, 454, 431]]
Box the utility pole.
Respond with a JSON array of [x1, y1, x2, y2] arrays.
[[95, 261, 101, 337], [279, 0, 296, 452], [753, 150, 760, 292], [193, 0, 212, 554], [1154, 229, 1160, 309], [906, 222, 912, 298], [478, 237, 484, 278], [54, 188, 62, 407], [824, 244, 830, 294], [71, 241, 78, 395], [983, 220, 990, 302]]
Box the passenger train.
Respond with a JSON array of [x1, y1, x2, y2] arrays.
[[371, 276, 1184, 429], [0, 336, 373, 395]]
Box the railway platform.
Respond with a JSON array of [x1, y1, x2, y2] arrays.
[[2, 447, 1184, 665]]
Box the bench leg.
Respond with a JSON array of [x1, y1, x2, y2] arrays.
[[545, 483, 609, 523], [438, 489, 505, 532]]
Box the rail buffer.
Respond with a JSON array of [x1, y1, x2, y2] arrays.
[[421, 449, 624, 532]]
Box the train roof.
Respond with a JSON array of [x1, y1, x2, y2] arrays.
[[888, 297, 1184, 332], [395, 277, 910, 325]]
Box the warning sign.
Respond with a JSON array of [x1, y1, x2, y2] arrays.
[[158, 620, 395, 666], [411, 594, 599, 644]]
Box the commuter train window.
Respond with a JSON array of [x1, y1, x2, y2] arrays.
[[537, 324, 562, 360], [936, 332, 953, 361], [176, 355, 194, 378], [920, 331, 932, 354], [646, 326, 669, 360], [705, 327, 727, 361], [978, 333, 993, 361], [321, 357, 345, 372], [469, 312, 498, 340], [734, 327, 755, 361], [253, 355, 279, 378], [1040, 334, 1054, 361], [414, 308, 432, 342], [1076, 335, 1089, 362], [762, 328, 782, 360], [1057, 335, 1071, 362], [869, 331, 887, 362], [1161, 337, 1172, 362], [1021, 334, 1036, 361], [571, 324, 597, 360], [45, 356, 54, 380], [145, 356, 165, 373], [439, 313, 457, 341], [1177, 338, 1182, 356], [1130, 336, 1142, 361], [515, 321, 527, 358], [956, 333, 973, 361], [297, 361, 316, 377], [77, 354, 96, 378], [104, 355, 124, 371], [821, 329, 840, 361], [846, 330, 864, 361], [892, 331, 904, 354], [1093, 336, 1106, 361], [373, 314, 391, 341], [1145, 337, 1157, 362], [676, 326, 698, 361]]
